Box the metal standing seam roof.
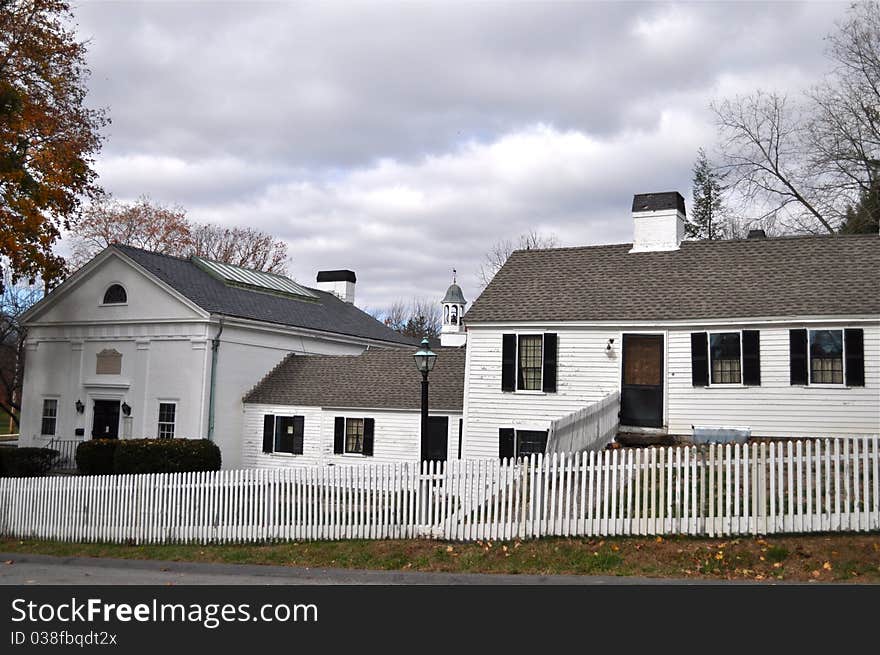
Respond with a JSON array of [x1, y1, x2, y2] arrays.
[[243, 347, 467, 411], [192, 256, 318, 299], [465, 234, 879, 323], [113, 244, 417, 346]]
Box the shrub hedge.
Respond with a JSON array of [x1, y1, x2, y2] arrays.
[[112, 439, 221, 474], [76, 438, 222, 475], [75, 439, 119, 475], [0, 447, 59, 477]]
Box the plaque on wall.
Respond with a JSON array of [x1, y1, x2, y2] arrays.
[[96, 349, 122, 375]]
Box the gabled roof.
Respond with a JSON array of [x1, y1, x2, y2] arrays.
[[465, 234, 879, 323], [113, 245, 415, 345], [244, 346, 466, 412]]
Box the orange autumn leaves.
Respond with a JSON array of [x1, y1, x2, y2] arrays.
[[1, 0, 107, 290]]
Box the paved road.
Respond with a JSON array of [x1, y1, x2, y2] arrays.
[[0, 552, 715, 585]]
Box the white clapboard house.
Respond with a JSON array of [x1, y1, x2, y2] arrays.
[[240, 279, 468, 467], [17, 244, 413, 468], [460, 191, 879, 460]]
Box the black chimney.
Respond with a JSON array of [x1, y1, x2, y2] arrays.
[[747, 229, 767, 239]]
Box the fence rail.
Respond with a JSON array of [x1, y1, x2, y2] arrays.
[[0, 437, 877, 544], [546, 391, 619, 454]]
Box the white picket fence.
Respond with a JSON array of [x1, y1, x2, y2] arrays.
[[546, 391, 620, 454], [0, 437, 877, 544]]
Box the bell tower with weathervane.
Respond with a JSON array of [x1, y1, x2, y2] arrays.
[[440, 269, 467, 347]]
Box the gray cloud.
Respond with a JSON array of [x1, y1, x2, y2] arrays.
[[69, 1, 848, 309]]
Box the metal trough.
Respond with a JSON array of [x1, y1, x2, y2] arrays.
[[691, 426, 751, 444]]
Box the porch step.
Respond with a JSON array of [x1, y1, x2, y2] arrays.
[[615, 431, 678, 447]]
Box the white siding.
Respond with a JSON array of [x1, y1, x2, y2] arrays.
[[667, 322, 880, 438], [462, 328, 620, 459], [242, 403, 462, 468], [462, 321, 880, 458]]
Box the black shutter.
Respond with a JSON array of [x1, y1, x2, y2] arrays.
[[742, 330, 761, 386], [292, 415, 305, 455], [501, 334, 516, 391], [458, 418, 463, 459], [363, 418, 375, 457], [334, 417, 345, 454], [845, 329, 865, 387], [542, 333, 558, 393], [789, 329, 808, 385], [499, 428, 515, 459], [690, 332, 709, 386], [262, 415, 274, 453]]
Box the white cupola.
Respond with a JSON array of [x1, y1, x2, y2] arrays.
[[440, 269, 467, 347]]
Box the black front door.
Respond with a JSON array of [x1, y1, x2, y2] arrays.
[[92, 400, 120, 439], [422, 416, 448, 462], [620, 334, 664, 428]]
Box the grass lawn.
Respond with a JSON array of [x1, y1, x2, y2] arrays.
[[1, 534, 878, 582]]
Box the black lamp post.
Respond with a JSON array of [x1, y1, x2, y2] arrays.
[[412, 337, 437, 461]]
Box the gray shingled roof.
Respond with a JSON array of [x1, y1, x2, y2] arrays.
[[243, 347, 466, 411], [115, 245, 415, 345], [466, 234, 879, 323]]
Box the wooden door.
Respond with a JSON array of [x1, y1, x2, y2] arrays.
[[620, 334, 664, 428]]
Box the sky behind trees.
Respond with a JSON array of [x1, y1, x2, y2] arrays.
[[68, 1, 849, 308]]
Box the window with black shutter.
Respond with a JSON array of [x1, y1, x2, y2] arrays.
[[363, 418, 375, 457], [844, 329, 865, 387], [333, 417, 345, 454], [501, 334, 516, 391], [742, 330, 761, 386], [499, 428, 515, 459], [542, 333, 558, 392], [262, 414, 275, 453], [503, 333, 558, 393], [789, 329, 808, 385], [691, 332, 709, 386], [274, 416, 305, 454]]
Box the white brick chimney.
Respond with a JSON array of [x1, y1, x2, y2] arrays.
[[629, 191, 687, 253], [316, 270, 356, 303]]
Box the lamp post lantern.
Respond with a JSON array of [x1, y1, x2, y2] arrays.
[[412, 337, 437, 461]]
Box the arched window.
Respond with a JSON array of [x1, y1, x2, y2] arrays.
[[102, 284, 127, 305]]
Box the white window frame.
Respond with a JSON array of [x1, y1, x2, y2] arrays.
[[343, 417, 365, 456], [515, 428, 549, 458], [99, 282, 128, 307], [157, 401, 177, 439], [807, 328, 846, 387], [40, 397, 59, 436], [515, 332, 545, 394], [707, 330, 744, 387]]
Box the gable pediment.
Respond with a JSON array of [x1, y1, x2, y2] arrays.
[[23, 248, 209, 325]]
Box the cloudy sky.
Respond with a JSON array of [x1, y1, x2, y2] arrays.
[[68, 0, 848, 310]]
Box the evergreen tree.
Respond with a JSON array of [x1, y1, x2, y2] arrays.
[[840, 173, 879, 234], [687, 148, 728, 240]]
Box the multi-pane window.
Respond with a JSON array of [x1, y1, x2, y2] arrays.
[[102, 284, 127, 304], [809, 329, 843, 384], [517, 430, 548, 457], [41, 399, 58, 436], [157, 403, 176, 439], [710, 332, 741, 384], [517, 335, 543, 390], [345, 418, 365, 454]]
